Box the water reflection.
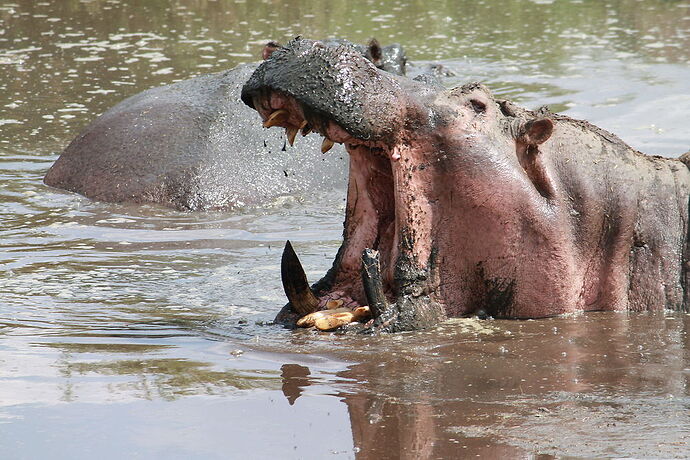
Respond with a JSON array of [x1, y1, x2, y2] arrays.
[[277, 312, 689, 457], [281, 363, 312, 405]]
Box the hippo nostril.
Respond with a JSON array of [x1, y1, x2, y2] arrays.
[[470, 98, 487, 114]]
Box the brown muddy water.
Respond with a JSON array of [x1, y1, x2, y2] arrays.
[[1, 0, 689, 458]]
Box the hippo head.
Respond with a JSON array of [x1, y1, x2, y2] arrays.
[[242, 38, 559, 331], [262, 37, 407, 76]]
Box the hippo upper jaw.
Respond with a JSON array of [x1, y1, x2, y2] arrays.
[[247, 88, 402, 158], [241, 37, 409, 145]]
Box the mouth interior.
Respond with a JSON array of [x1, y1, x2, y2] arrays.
[[253, 90, 399, 309]]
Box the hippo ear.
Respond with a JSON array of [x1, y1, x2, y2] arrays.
[[520, 118, 553, 145], [367, 38, 383, 67], [262, 41, 281, 60], [514, 118, 555, 199]]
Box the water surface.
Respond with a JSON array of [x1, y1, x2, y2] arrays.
[[1, 0, 689, 458]]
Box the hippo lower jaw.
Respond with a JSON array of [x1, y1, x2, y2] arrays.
[[252, 90, 445, 331]]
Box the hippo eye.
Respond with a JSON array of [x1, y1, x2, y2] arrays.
[[470, 98, 487, 114]]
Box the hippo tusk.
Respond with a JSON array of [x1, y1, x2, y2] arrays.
[[281, 240, 320, 316], [321, 137, 335, 153], [300, 120, 311, 136], [286, 127, 298, 146], [263, 109, 289, 128], [361, 248, 389, 318]]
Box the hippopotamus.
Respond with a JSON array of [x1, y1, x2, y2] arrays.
[[241, 38, 690, 331], [43, 39, 406, 211]]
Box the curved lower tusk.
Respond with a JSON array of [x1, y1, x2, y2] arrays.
[[361, 248, 389, 318], [281, 240, 320, 316]]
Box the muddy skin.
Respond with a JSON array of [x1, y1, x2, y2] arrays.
[[43, 39, 406, 211], [320, 38, 407, 76], [241, 38, 690, 332]]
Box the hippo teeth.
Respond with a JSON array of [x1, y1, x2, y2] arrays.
[[361, 248, 389, 319], [281, 240, 320, 316], [297, 306, 371, 331], [300, 120, 311, 136], [263, 109, 290, 128], [321, 137, 335, 153], [286, 127, 298, 146]]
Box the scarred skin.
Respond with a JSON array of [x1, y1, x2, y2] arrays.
[[242, 38, 690, 331], [43, 39, 406, 211]]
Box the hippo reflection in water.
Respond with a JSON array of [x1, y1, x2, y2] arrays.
[[241, 38, 690, 332], [43, 39, 406, 211]]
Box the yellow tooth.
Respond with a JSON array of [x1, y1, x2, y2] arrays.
[[286, 127, 298, 146], [326, 299, 344, 309], [296, 305, 371, 330], [352, 306, 371, 321], [314, 312, 353, 331], [263, 109, 289, 128], [296, 307, 352, 328], [299, 120, 311, 136], [321, 137, 335, 153]]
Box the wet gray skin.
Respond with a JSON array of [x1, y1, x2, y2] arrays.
[[242, 38, 690, 332], [43, 39, 406, 211], [321, 38, 407, 76], [242, 39, 417, 143]]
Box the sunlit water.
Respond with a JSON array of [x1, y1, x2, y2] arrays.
[[1, 1, 689, 458]]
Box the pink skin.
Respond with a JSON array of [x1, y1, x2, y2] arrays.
[[257, 88, 570, 317], [387, 88, 635, 317], [256, 91, 402, 311], [259, 84, 681, 320], [389, 89, 581, 318]]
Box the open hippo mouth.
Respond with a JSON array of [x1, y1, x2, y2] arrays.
[[250, 90, 397, 308], [241, 38, 443, 331]]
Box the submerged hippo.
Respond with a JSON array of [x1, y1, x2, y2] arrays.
[[241, 38, 690, 331], [43, 39, 406, 211]]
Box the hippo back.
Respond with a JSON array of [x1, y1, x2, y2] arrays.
[[44, 63, 348, 210]]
